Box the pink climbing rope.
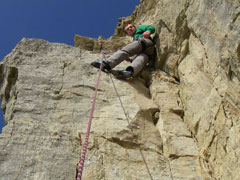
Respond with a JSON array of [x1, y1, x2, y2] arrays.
[[76, 62, 103, 180]]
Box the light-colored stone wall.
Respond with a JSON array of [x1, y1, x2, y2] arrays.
[[0, 0, 239, 179]]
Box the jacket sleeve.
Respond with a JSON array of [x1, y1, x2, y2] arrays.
[[145, 25, 155, 34], [133, 25, 156, 40], [139, 25, 155, 34]]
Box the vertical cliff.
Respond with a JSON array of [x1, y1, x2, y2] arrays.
[[0, 0, 239, 180]]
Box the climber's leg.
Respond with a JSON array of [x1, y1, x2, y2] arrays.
[[127, 53, 149, 76], [106, 41, 143, 69]]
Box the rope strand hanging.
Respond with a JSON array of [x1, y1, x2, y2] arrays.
[[108, 74, 154, 180], [103, 54, 154, 180], [76, 60, 103, 180], [76, 53, 154, 180]]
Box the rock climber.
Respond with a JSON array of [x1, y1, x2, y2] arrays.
[[91, 24, 156, 79]]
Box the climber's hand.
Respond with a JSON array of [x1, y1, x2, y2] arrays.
[[143, 31, 150, 38]]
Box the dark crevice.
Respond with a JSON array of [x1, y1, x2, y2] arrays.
[[4, 67, 18, 102], [237, 43, 240, 63], [169, 109, 184, 118], [169, 154, 197, 159], [100, 135, 140, 150], [0, 66, 18, 125], [111, 137, 140, 149], [232, 11, 240, 24]]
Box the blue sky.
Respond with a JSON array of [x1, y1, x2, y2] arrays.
[[0, 0, 140, 133]]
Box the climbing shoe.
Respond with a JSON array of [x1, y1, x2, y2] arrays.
[[91, 61, 111, 71], [116, 70, 133, 79]]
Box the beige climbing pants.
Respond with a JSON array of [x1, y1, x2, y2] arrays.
[[106, 38, 154, 76]]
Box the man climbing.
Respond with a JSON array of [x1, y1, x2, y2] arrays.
[[91, 24, 155, 79]]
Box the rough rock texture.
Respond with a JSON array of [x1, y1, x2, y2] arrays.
[[0, 39, 171, 180], [74, 35, 131, 53], [0, 0, 240, 180]]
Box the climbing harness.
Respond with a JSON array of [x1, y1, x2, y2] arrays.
[[138, 37, 157, 69], [76, 61, 103, 180], [76, 54, 154, 180]]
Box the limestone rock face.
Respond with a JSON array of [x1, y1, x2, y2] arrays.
[[0, 0, 240, 180], [74, 35, 131, 53], [0, 39, 168, 180]]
